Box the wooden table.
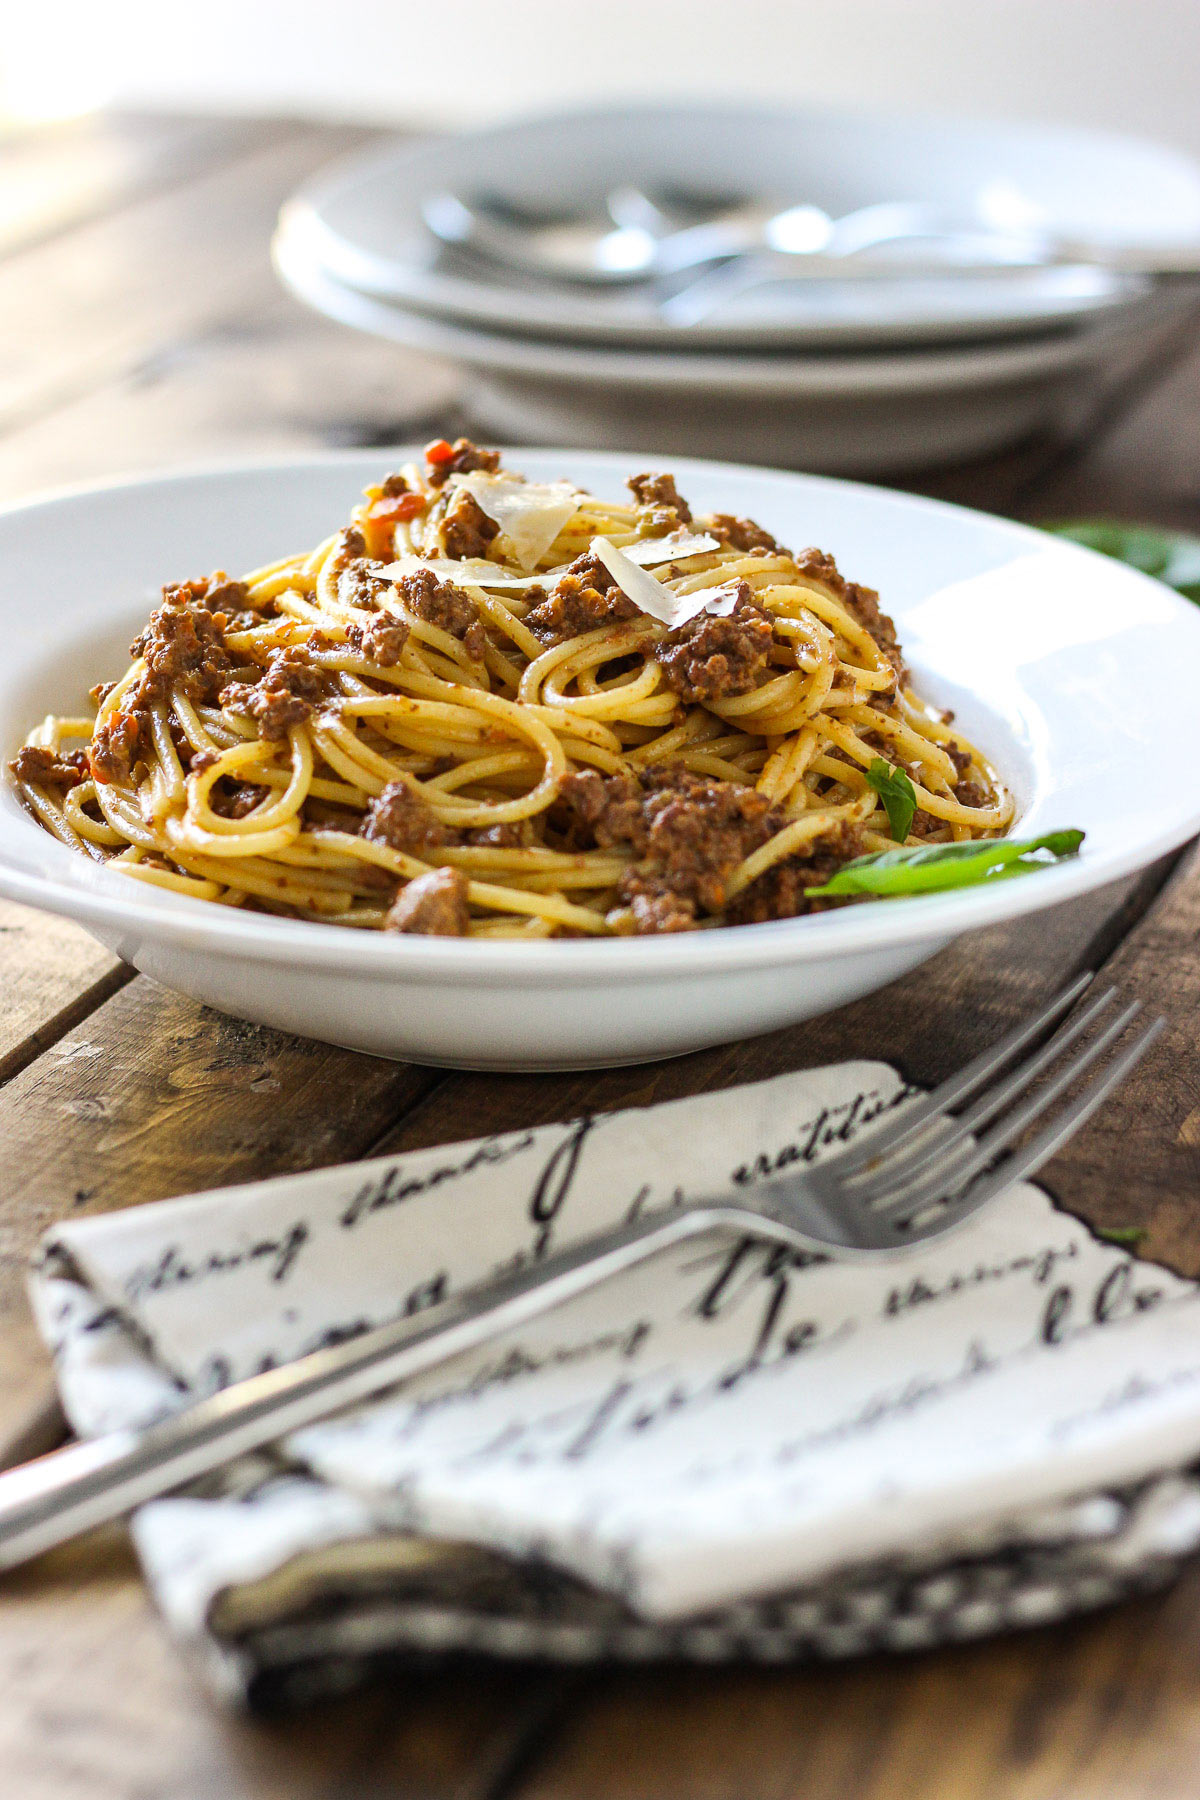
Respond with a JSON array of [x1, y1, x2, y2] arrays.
[[2, 109, 1200, 1800]]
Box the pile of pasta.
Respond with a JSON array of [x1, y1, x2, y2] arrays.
[[10, 442, 1013, 937]]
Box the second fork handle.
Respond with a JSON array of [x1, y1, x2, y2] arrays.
[[0, 1203, 773, 1574]]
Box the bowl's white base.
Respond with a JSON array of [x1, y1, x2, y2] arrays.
[[110, 931, 949, 1070]]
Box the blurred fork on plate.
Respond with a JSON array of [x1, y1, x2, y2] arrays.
[[421, 186, 1200, 297], [0, 973, 1162, 1573]]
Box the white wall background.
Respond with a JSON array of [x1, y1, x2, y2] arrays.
[[4, 0, 1200, 159]]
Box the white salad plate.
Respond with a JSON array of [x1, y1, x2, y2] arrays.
[[274, 219, 1200, 475], [1, 448, 1198, 1070], [280, 104, 1200, 350]]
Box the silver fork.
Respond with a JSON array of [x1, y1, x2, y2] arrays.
[[0, 975, 1161, 1574]]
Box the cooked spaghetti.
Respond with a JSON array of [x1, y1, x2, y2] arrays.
[[9, 441, 1014, 938]]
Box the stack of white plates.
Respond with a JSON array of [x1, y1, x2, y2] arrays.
[[274, 105, 1200, 475]]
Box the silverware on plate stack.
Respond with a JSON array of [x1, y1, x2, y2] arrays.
[[273, 103, 1200, 475]]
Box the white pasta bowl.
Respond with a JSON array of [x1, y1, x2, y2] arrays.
[[0, 449, 1198, 1070]]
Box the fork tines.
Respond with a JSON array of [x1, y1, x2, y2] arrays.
[[827, 974, 1163, 1246]]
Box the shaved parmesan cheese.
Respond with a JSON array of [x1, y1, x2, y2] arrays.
[[589, 539, 748, 631], [453, 473, 582, 571], [686, 578, 746, 619], [588, 536, 679, 624], [621, 531, 720, 566], [376, 544, 748, 634], [380, 556, 543, 591]]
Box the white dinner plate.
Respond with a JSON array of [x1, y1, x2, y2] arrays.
[[281, 104, 1200, 350], [1, 449, 1198, 1068], [275, 210, 1121, 395], [274, 218, 1200, 474]]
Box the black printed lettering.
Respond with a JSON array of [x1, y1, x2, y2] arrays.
[[1042, 1284, 1074, 1345], [529, 1117, 594, 1256]]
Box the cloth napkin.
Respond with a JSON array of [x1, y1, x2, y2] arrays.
[[29, 1061, 1200, 1710]]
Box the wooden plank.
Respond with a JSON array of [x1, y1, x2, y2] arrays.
[[0, 918, 129, 1454], [0, 112, 294, 262], [0, 978, 444, 1426], [1032, 841, 1200, 1274], [0, 1529, 568, 1800], [0, 113, 462, 507], [0, 976, 437, 1236], [0, 901, 129, 1436], [1014, 335, 1200, 532], [0, 901, 128, 1084], [0, 290, 459, 501], [512, 1559, 1200, 1800], [0, 121, 380, 432]]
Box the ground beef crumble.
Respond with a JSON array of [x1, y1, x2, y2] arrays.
[[627, 472, 692, 524], [955, 778, 991, 810], [90, 574, 249, 782], [329, 524, 369, 575], [345, 613, 411, 666], [726, 822, 866, 924], [209, 780, 270, 819], [557, 764, 869, 933], [155, 571, 250, 616], [557, 769, 647, 852], [441, 488, 500, 562], [362, 780, 455, 854], [709, 513, 786, 555], [941, 742, 989, 809], [129, 580, 236, 705], [558, 765, 780, 930], [224, 608, 275, 634], [89, 711, 144, 785], [612, 871, 698, 934], [907, 808, 944, 841], [525, 552, 640, 646], [394, 568, 486, 659], [425, 438, 502, 490], [9, 745, 89, 790], [468, 821, 528, 848], [220, 649, 331, 740], [635, 768, 780, 914], [337, 558, 397, 612], [385, 865, 469, 935], [793, 547, 905, 682], [655, 584, 774, 702]]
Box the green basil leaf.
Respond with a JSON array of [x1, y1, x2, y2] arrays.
[[1096, 1226, 1147, 1248], [864, 757, 917, 842], [804, 829, 1085, 898], [1042, 519, 1200, 604]]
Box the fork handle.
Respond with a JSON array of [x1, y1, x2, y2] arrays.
[[0, 1204, 765, 1573]]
